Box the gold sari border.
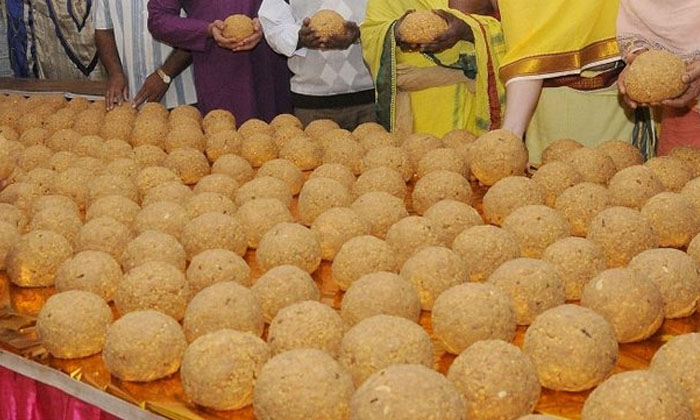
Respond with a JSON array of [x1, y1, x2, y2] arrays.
[[499, 38, 621, 83]]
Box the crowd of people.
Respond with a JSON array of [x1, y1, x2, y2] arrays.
[[1, 0, 698, 162]]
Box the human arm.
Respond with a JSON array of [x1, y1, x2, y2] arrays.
[[258, 0, 304, 56], [94, 29, 128, 110], [147, 0, 214, 52], [132, 48, 193, 107], [501, 79, 543, 139]]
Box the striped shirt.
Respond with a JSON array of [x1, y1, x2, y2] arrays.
[[93, 0, 197, 109]]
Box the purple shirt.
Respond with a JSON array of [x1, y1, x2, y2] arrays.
[[148, 0, 291, 122]]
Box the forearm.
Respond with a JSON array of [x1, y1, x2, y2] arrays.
[[160, 48, 193, 78], [95, 30, 124, 77], [147, 0, 211, 52], [501, 79, 543, 139], [258, 0, 300, 57]]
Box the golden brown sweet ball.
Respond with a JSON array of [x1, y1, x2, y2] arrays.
[[581, 370, 693, 420], [257, 222, 321, 274], [17, 112, 45, 134], [523, 304, 618, 392], [0, 182, 42, 214], [72, 109, 104, 136], [170, 104, 202, 125], [6, 230, 74, 287], [193, 173, 239, 199], [252, 267, 320, 322], [0, 106, 22, 132], [311, 207, 369, 261], [122, 230, 186, 272], [186, 191, 237, 218], [452, 225, 520, 283], [55, 250, 123, 301], [332, 235, 399, 290], [37, 290, 112, 359], [650, 333, 700, 420], [102, 139, 134, 161], [587, 206, 658, 268], [71, 134, 105, 160], [272, 125, 305, 150], [352, 121, 386, 139], [211, 153, 254, 185], [681, 177, 700, 213], [340, 271, 420, 326], [102, 158, 141, 181], [46, 151, 74, 173], [45, 128, 80, 152], [311, 163, 356, 191], [31, 194, 79, 220], [139, 102, 169, 121], [18, 144, 52, 171], [359, 130, 400, 151], [624, 50, 688, 103], [278, 136, 322, 170], [102, 310, 187, 382], [74, 216, 132, 264], [44, 108, 77, 132], [258, 158, 305, 195], [181, 329, 269, 411], [181, 212, 247, 258], [386, 216, 446, 266], [669, 145, 700, 177], [531, 161, 583, 207], [163, 147, 210, 184], [645, 155, 695, 192], [607, 165, 664, 209], [202, 109, 236, 135], [0, 147, 14, 179], [29, 206, 82, 245], [66, 97, 90, 112], [53, 167, 91, 210], [596, 140, 643, 172], [304, 118, 339, 140], [204, 129, 242, 162], [183, 281, 263, 342], [470, 129, 528, 185], [1, 125, 20, 142], [412, 170, 472, 215], [135, 166, 181, 196], [142, 181, 194, 208], [238, 118, 275, 139], [270, 113, 303, 130], [555, 182, 613, 237], [186, 248, 251, 292], [130, 116, 168, 148], [165, 124, 206, 153], [641, 192, 700, 248], [316, 128, 354, 151], [442, 128, 477, 150], [236, 198, 293, 249], [240, 133, 278, 167], [88, 174, 139, 205], [115, 261, 191, 320], [353, 167, 406, 200], [19, 168, 56, 196], [133, 200, 190, 240], [398, 10, 448, 44], [297, 177, 352, 226], [322, 136, 364, 175], [133, 144, 168, 167], [267, 300, 344, 357], [235, 176, 292, 208], [309, 10, 346, 41], [19, 127, 50, 147], [563, 147, 616, 185], [483, 176, 546, 226], [541, 138, 584, 165], [254, 349, 354, 420], [100, 118, 133, 142], [222, 14, 255, 40]]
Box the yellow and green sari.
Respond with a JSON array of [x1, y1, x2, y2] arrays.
[[361, 0, 505, 138]]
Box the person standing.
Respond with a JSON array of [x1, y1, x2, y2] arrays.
[[258, 0, 375, 130], [94, 0, 197, 110], [147, 0, 291, 123], [617, 0, 700, 155]]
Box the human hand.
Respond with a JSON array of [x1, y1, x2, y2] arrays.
[[105, 73, 128, 111], [209, 20, 238, 50], [394, 10, 420, 52], [320, 21, 360, 50], [132, 72, 169, 108], [662, 60, 700, 108], [419, 10, 471, 54], [232, 18, 263, 52], [298, 18, 324, 49]]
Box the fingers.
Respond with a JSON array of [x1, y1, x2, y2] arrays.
[[682, 61, 700, 84], [133, 87, 148, 108], [122, 85, 130, 101], [662, 87, 700, 108], [105, 89, 114, 111]]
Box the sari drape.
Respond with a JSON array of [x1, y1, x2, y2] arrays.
[[361, 0, 505, 137]]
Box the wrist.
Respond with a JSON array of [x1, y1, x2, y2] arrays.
[[156, 69, 172, 84]]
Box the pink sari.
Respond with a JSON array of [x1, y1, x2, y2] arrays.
[[617, 0, 700, 154]]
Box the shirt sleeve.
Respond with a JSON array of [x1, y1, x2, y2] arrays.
[[147, 0, 212, 52], [93, 0, 113, 30], [258, 0, 305, 58]]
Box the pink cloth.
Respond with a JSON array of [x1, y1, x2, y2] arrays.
[[658, 108, 700, 156], [0, 366, 122, 420], [617, 0, 700, 60]]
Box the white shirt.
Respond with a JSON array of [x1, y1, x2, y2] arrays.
[[258, 0, 374, 97], [93, 0, 197, 109]]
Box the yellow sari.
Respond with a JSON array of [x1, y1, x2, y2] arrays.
[[499, 0, 622, 84], [361, 0, 505, 137]]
